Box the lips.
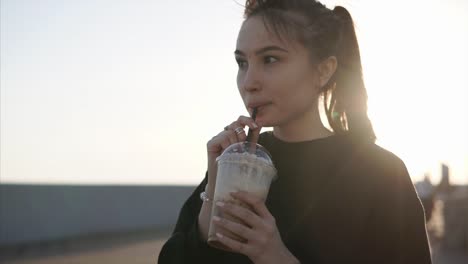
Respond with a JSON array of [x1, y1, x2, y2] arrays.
[[247, 101, 270, 109], [247, 102, 271, 115]]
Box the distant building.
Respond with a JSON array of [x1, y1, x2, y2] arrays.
[[437, 163, 452, 194]]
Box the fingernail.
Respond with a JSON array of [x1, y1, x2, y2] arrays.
[[252, 123, 258, 128], [216, 232, 223, 238], [216, 201, 225, 207], [212, 216, 221, 222]]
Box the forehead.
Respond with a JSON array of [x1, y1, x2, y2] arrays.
[[236, 16, 296, 53]]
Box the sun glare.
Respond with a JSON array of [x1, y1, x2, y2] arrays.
[[350, 0, 468, 184]]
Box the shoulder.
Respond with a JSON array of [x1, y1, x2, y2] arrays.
[[327, 132, 405, 171], [359, 142, 406, 172], [335, 136, 411, 189], [258, 131, 409, 179], [333, 138, 421, 216]]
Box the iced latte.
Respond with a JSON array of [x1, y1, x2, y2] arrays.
[[207, 142, 277, 251]]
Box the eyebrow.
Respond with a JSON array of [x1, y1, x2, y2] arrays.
[[234, 45, 289, 56]]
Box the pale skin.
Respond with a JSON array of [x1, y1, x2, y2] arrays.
[[198, 15, 337, 264]]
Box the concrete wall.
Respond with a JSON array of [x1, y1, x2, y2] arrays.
[[0, 184, 197, 246]]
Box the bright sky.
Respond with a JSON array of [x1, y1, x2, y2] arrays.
[[1, 0, 467, 185]]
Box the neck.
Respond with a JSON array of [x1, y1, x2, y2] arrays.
[[273, 106, 332, 142]]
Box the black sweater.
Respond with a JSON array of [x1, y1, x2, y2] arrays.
[[158, 132, 432, 263]]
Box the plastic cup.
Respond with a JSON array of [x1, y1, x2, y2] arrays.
[[207, 141, 277, 251]]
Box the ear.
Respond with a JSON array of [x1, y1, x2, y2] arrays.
[[317, 56, 337, 88]]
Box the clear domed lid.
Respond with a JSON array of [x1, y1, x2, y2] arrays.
[[217, 141, 274, 166]]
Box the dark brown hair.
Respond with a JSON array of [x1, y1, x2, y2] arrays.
[[244, 0, 376, 141]]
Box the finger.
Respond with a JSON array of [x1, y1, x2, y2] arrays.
[[211, 223, 244, 244], [237, 115, 259, 130], [209, 134, 237, 157], [207, 133, 226, 154], [233, 127, 246, 141], [215, 232, 251, 256], [225, 126, 248, 143], [211, 130, 238, 150], [236, 129, 247, 142], [246, 125, 261, 144], [225, 117, 258, 132], [230, 191, 272, 219], [236, 116, 261, 144], [224, 130, 238, 145], [216, 201, 263, 229], [212, 216, 256, 241], [220, 138, 231, 150], [224, 121, 242, 132]]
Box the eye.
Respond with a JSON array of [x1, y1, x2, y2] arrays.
[[264, 56, 278, 64], [235, 57, 248, 69]]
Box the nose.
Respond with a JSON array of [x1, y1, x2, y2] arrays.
[[239, 65, 261, 92]]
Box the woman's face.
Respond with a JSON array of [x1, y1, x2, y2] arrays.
[[236, 15, 321, 128]]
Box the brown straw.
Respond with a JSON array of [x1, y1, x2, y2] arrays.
[[246, 107, 258, 143]]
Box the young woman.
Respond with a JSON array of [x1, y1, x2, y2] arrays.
[[158, 0, 432, 263]]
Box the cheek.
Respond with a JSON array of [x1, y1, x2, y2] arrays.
[[267, 74, 298, 100], [271, 76, 317, 109], [237, 73, 247, 102], [236, 74, 243, 93]]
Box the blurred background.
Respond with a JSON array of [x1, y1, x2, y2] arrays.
[[1, 0, 467, 263]]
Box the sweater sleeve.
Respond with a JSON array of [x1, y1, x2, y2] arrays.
[[158, 174, 226, 263]]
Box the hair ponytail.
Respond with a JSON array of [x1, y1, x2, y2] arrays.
[[323, 6, 376, 141]]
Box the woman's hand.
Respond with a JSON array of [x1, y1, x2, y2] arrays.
[[198, 116, 260, 241], [212, 191, 300, 264], [206, 116, 259, 184], [207, 116, 259, 161]]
